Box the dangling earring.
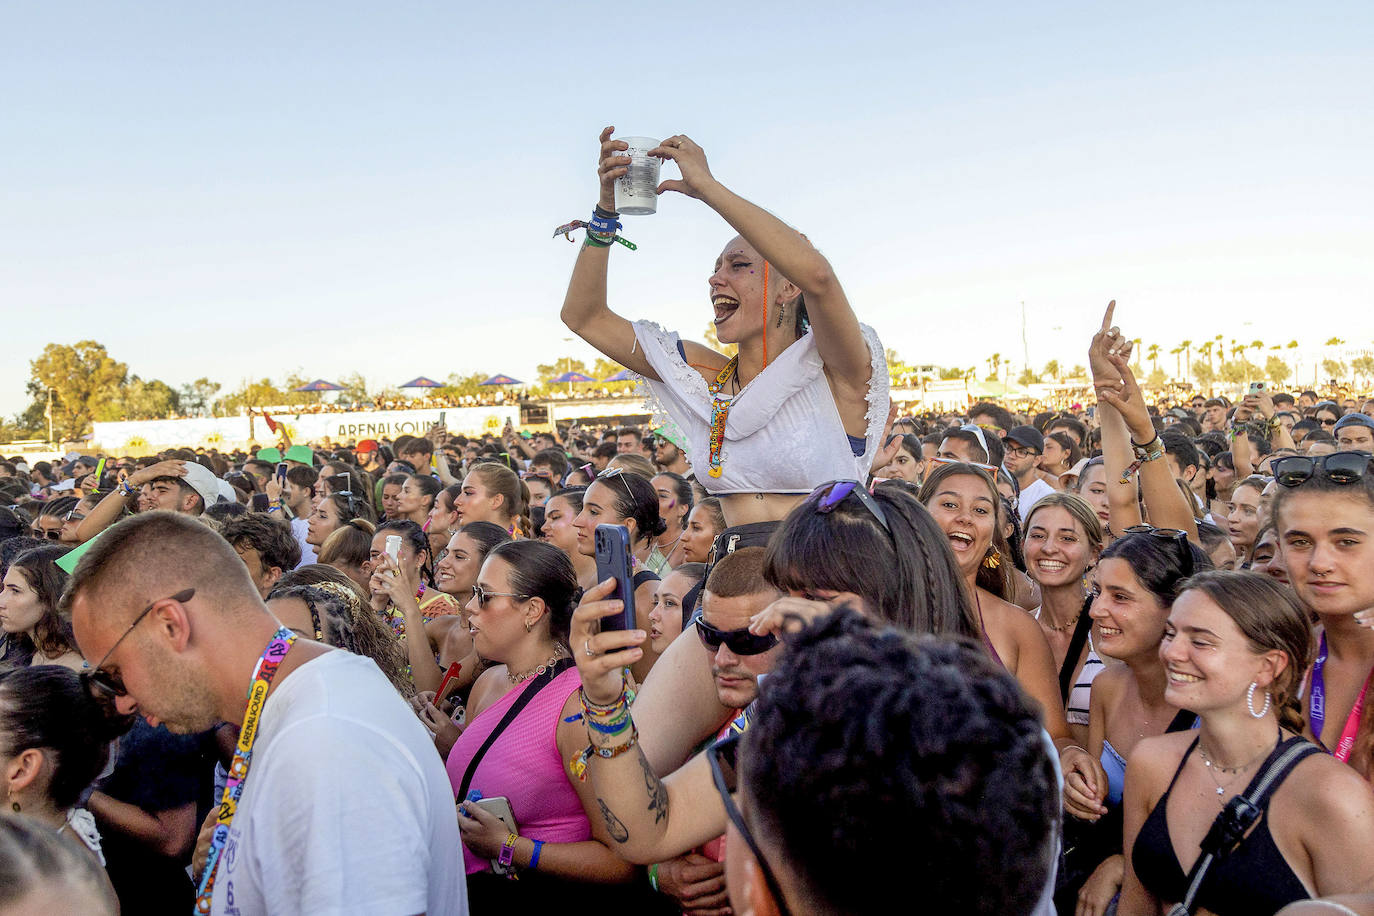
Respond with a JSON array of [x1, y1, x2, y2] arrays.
[[1247, 681, 1272, 718], [983, 548, 1002, 570], [775, 301, 785, 328], [524, 619, 533, 633]]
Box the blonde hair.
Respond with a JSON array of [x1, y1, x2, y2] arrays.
[[1023, 492, 1105, 553]]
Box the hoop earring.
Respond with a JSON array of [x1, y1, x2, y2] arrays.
[[1246, 681, 1272, 719], [983, 548, 1002, 570]]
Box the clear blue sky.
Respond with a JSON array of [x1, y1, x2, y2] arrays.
[[3, 2, 1371, 418]]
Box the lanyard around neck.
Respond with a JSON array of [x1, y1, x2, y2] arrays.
[[194, 627, 297, 914], [706, 358, 739, 479], [1309, 630, 1373, 763]]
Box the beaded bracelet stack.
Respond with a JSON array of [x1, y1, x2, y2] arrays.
[[569, 685, 637, 781], [552, 205, 638, 250]]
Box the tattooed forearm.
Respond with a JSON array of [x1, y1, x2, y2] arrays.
[[598, 799, 630, 844], [639, 749, 669, 824]]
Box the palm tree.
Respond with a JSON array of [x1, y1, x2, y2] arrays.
[[1181, 339, 1193, 383], [1199, 340, 1215, 377], [1147, 343, 1160, 373]]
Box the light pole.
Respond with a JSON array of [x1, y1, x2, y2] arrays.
[[46, 388, 54, 445]]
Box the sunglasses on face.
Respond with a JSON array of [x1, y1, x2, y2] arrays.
[[469, 584, 529, 607], [1273, 452, 1374, 488], [707, 735, 793, 916], [694, 616, 779, 656], [810, 479, 891, 534], [1121, 525, 1194, 578], [32, 526, 63, 540], [83, 588, 195, 700]]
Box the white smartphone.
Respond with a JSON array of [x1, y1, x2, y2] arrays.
[[464, 796, 518, 874]]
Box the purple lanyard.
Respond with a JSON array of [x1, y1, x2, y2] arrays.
[[1309, 630, 1373, 762]]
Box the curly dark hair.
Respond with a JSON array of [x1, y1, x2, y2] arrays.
[[740, 610, 1057, 915]]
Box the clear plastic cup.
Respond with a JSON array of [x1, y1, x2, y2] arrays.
[[614, 136, 661, 215]]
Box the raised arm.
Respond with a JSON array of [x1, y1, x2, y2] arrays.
[[74, 459, 186, 542], [1099, 353, 1199, 541], [559, 127, 661, 380], [652, 135, 871, 385], [565, 582, 733, 863]]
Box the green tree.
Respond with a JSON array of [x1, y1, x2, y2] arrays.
[[1265, 355, 1292, 387], [1043, 359, 1061, 382], [1147, 343, 1160, 372], [1017, 367, 1041, 387], [985, 353, 1002, 382], [535, 358, 589, 385], [1218, 359, 1261, 386], [336, 372, 369, 407], [1192, 359, 1217, 391], [1352, 356, 1374, 385], [100, 376, 180, 421], [178, 377, 222, 416], [26, 341, 130, 441], [1322, 359, 1349, 382], [1146, 368, 1168, 390], [938, 367, 967, 380]]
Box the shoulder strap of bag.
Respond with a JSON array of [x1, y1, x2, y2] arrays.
[[1057, 597, 1095, 703], [1166, 738, 1320, 916], [457, 656, 576, 802]]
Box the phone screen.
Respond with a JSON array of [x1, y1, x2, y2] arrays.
[[276, 462, 288, 483]]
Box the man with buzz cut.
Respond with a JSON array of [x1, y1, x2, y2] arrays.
[[63, 512, 468, 916]]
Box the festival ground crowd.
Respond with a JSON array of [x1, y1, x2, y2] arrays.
[[3, 131, 1374, 916]]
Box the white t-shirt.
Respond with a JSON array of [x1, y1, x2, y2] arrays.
[[211, 650, 467, 916], [290, 516, 318, 566], [1017, 477, 1058, 524]]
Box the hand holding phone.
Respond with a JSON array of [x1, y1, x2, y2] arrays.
[[276, 462, 288, 484], [593, 524, 636, 632]]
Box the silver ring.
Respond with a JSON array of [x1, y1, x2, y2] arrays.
[[584, 640, 596, 657]]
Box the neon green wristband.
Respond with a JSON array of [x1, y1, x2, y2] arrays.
[[648, 863, 660, 892]]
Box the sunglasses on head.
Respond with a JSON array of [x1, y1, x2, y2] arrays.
[[694, 616, 779, 656], [810, 480, 890, 534], [1121, 525, 1194, 578], [929, 455, 1000, 476], [1273, 452, 1373, 488], [596, 466, 636, 504], [708, 734, 794, 916]]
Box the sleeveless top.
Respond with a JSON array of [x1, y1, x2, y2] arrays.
[[445, 666, 588, 875], [631, 320, 890, 495], [1131, 736, 1314, 914]]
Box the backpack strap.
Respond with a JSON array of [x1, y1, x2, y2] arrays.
[[1166, 737, 1319, 916]]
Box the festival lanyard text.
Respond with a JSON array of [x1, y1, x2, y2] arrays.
[[1308, 631, 1373, 763], [193, 627, 297, 914]]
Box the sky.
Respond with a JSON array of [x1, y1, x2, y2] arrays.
[[2, 2, 1371, 420]]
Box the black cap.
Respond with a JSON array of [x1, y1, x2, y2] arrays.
[[1006, 425, 1045, 454]]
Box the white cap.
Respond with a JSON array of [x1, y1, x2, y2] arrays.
[[179, 462, 222, 513]]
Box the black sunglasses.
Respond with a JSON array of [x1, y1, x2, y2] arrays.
[[707, 734, 793, 916], [83, 588, 195, 700], [810, 479, 890, 534], [1122, 525, 1194, 578], [1273, 452, 1373, 489], [469, 584, 529, 607], [695, 617, 779, 656]]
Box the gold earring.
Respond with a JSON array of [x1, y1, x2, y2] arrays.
[[983, 548, 1002, 570]]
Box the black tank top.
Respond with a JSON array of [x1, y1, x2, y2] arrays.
[[1131, 735, 1317, 914]]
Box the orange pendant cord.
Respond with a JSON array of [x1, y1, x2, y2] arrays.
[[761, 262, 770, 370]]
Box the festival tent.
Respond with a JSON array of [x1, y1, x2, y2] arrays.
[[549, 371, 597, 384], [479, 374, 523, 386], [292, 379, 344, 392], [602, 368, 636, 382], [399, 376, 444, 389]]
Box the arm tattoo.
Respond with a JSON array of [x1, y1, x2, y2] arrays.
[[639, 749, 669, 824], [598, 799, 630, 844]]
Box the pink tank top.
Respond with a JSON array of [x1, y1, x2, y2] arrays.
[[446, 666, 588, 874]]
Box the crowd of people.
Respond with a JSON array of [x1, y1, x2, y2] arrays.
[[1, 131, 1373, 916]]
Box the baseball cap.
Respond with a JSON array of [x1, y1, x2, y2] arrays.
[[1006, 425, 1045, 454], [180, 462, 222, 511], [284, 445, 315, 466], [1062, 457, 1091, 482], [355, 439, 380, 454], [1334, 413, 1374, 432]]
